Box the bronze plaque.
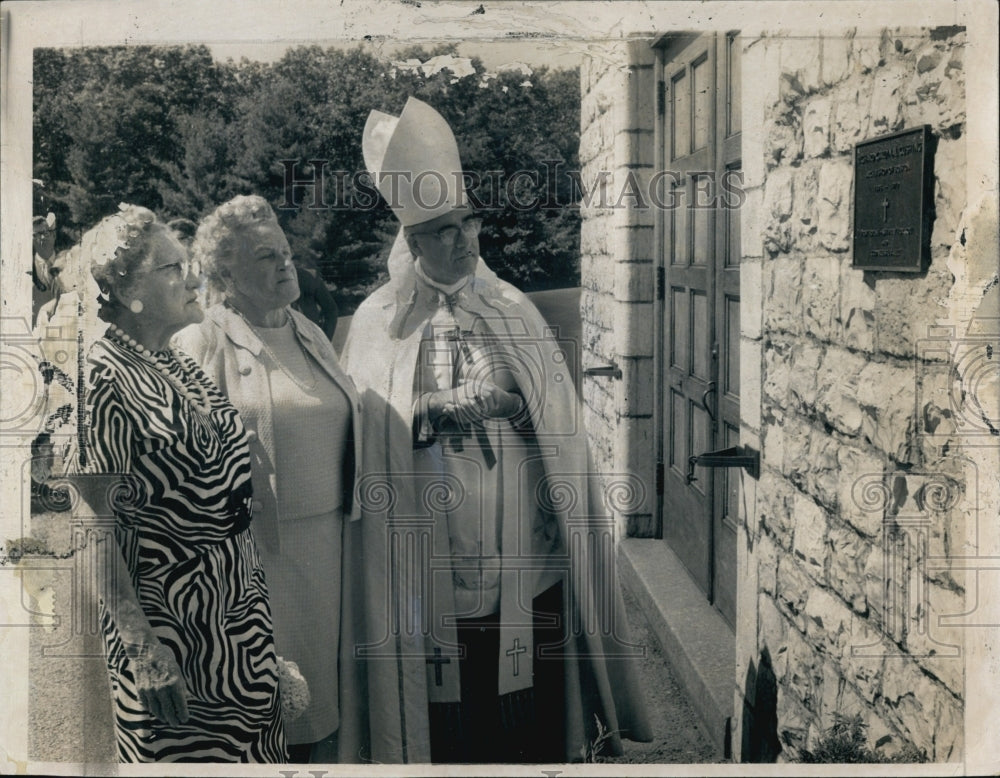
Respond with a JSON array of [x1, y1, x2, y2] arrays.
[[852, 125, 933, 272]]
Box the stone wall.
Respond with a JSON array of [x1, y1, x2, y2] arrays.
[[736, 27, 985, 762], [579, 39, 657, 539]]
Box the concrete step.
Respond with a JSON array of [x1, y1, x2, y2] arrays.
[[618, 538, 735, 757]]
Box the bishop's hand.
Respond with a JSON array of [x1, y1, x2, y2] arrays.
[[428, 379, 524, 423]]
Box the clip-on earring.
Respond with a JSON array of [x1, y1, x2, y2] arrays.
[[129, 299, 144, 314]]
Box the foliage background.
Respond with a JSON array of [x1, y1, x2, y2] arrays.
[[33, 44, 582, 313]]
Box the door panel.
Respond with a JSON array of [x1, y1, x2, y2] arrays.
[[659, 32, 742, 628], [661, 36, 716, 596]]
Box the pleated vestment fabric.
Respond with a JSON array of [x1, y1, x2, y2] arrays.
[[342, 257, 653, 763]]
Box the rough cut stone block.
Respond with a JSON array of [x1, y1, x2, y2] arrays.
[[820, 34, 853, 87], [880, 657, 949, 756], [787, 341, 823, 410], [763, 167, 796, 255], [764, 113, 804, 171], [851, 31, 882, 74], [802, 256, 841, 343], [762, 339, 790, 406], [775, 691, 816, 759], [802, 98, 832, 158], [843, 617, 888, 704], [581, 289, 616, 330], [758, 468, 795, 549], [827, 525, 872, 613], [908, 582, 964, 695], [780, 416, 813, 490], [779, 36, 823, 94], [831, 76, 875, 153], [792, 492, 828, 579], [930, 691, 964, 761], [791, 165, 820, 253], [902, 37, 966, 134], [784, 625, 824, 708], [816, 159, 853, 252], [579, 119, 605, 168], [815, 346, 867, 437], [869, 61, 910, 133], [763, 256, 804, 334], [580, 220, 610, 258], [803, 430, 842, 512], [837, 445, 887, 538], [839, 259, 877, 352], [873, 268, 954, 359], [757, 532, 781, 597], [776, 556, 813, 632], [931, 137, 966, 252], [804, 586, 853, 655], [856, 361, 919, 462], [758, 594, 789, 672]]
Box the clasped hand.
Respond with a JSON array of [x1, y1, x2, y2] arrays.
[[127, 640, 190, 726], [431, 379, 523, 422]]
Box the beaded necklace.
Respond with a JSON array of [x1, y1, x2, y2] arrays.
[[107, 325, 212, 415]]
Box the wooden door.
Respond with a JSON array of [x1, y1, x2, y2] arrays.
[[659, 32, 741, 627]]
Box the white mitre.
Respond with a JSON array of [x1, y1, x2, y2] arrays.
[[362, 97, 468, 227]]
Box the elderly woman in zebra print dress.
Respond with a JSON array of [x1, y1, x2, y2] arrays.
[[73, 204, 285, 762]]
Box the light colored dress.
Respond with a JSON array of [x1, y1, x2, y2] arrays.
[[254, 320, 351, 744], [175, 305, 363, 750]]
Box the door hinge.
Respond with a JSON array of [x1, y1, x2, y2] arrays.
[[656, 266, 665, 301], [657, 80, 666, 117], [655, 460, 665, 495]]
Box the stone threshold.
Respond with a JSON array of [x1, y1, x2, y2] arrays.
[[619, 538, 735, 758]]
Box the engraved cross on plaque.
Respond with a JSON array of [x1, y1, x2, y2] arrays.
[[505, 637, 527, 676], [881, 197, 890, 223], [426, 647, 450, 686]]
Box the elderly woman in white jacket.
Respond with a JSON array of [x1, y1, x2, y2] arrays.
[[175, 195, 364, 763]]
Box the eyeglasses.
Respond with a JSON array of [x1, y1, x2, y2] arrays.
[[411, 216, 482, 247], [150, 257, 202, 278]]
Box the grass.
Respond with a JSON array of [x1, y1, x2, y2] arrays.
[[800, 713, 927, 764]]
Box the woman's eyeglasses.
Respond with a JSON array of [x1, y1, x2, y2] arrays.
[[412, 216, 483, 247]]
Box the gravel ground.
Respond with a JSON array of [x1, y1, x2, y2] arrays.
[[25, 506, 722, 766], [601, 584, 725, 764]]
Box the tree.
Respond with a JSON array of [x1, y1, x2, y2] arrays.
[[32, 43, 582, 313]]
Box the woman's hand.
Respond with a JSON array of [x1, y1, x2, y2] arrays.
[[127, 640, 190, 726]]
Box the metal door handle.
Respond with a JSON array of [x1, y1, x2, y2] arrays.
[[583, 362, 622, 379], [686, 445, 761, 484], [701, 382, 716, 421]]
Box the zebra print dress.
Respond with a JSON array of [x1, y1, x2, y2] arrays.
[[81, 337, 286, 762]]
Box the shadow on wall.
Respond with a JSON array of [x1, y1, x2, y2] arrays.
[[741, 647, 781, 763]]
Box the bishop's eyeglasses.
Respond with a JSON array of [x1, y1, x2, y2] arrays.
[[411, 216, 483, 247]]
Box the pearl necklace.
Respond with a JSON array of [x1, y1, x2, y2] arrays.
[[107, 326, 212, 415], [228, 305, 319, 393]]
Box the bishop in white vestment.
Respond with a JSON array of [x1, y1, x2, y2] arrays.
[[341, 97, 651, 764]]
